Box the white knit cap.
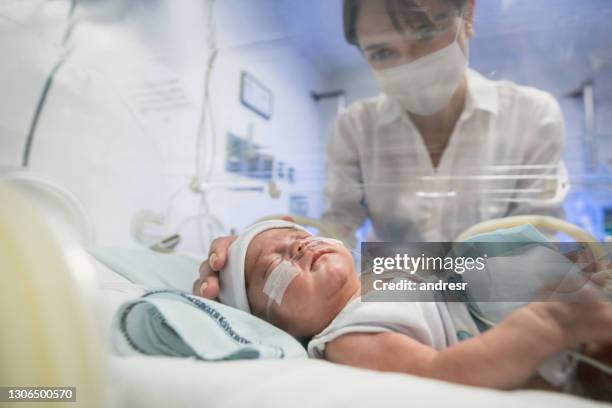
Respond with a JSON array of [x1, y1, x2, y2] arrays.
[[218, 220, 311, 313]]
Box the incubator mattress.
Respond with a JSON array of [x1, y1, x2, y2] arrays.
[[93, 258, 607, 408]]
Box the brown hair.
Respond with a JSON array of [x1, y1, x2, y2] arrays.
[[343, 0, 469, 46]]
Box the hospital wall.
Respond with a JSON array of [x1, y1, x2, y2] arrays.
[[203, 2, 329, 245], [2, 0, 611, 250], [0, 0, 328, 253]]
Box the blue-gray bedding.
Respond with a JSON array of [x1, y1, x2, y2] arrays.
[[112, 290, 307, 360]]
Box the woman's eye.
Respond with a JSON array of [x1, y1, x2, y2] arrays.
[[415, 27, 438, 41], [370, 49, 396, 62]]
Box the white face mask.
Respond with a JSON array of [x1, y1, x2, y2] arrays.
[[372, 24, 468, 116]]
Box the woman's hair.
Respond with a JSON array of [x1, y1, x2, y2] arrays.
[[343, 0, 469, 46]]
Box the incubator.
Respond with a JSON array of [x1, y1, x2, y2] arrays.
[[1, 0, 612, 405], [1, 0, 611, 249]]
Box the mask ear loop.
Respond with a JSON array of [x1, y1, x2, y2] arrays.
[[454, 7, 466, 43]]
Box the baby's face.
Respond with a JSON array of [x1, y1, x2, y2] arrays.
[[244, 228, 359, 337]]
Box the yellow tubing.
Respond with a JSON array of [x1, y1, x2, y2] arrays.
[[455, 215, 611, 295], [455, 215, 607, 260], [0, 182, 105, 408]]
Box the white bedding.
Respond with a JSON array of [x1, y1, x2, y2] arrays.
[[108, 356, 606, 408], [92, 257, 607, 408]]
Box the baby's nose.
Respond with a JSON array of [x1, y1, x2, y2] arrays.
[[291, 238, 308, 257], [290, 237, 318, 259]]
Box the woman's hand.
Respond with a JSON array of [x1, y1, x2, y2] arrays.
[[192, 216, 296, 299], [193, 236, 236, 299]]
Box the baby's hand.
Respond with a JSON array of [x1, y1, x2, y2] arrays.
[[529, 277, 612, 347]]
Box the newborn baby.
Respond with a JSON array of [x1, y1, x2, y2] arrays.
[[216, 220, 612, 393], [219, 220, 358, 338]]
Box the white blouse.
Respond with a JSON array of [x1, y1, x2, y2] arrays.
[[322, 69, 566, 243]]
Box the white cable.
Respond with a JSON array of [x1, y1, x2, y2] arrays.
[[204, 68, 218, 182], [195, 0, 218, 184], [186, 0, 225, 251], [566, 350, 612, 376], [162, 184, 189, 235]]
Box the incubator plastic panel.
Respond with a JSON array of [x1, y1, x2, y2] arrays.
[[0, 0, 611, 251]]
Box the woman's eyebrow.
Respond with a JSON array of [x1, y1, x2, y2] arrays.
[[432, 11, 451, 21], [364, 43, 390, 51]]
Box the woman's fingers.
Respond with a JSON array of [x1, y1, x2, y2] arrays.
[[208, 235, 237, 270], [194, 235, 237, 299], [195, 262, 219, 299], [194, 218, 291, 299], [200, 276, 220, 299]]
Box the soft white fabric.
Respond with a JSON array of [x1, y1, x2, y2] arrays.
[[308, 295, 480, 358], [96, 257, 603, 407], [322, 69, 566, 244], [219, 220, 310, 313], [90, 247, 203, 293], [109, 356, 604, 408], [91, 258, 146, 345]]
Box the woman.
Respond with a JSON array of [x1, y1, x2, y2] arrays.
[[195, 0, 566, 297], [323, 0, 566, 244]]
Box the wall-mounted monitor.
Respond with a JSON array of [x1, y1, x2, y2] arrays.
[[240, 72, 273, 120]]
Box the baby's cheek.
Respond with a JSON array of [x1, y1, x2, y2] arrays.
[[317, 261, 350, 293], [247, 286, 268, 319], [282, 276, 319, 310], [284, 274, 311, 299]]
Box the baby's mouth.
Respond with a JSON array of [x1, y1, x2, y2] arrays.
[[310, 249, 333, 269]]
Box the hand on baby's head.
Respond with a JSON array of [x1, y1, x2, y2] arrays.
[[218, 220, 359, 338]]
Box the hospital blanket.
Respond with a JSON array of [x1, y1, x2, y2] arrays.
[[112, 290, 307, 360], [90, 247, 200, 292]]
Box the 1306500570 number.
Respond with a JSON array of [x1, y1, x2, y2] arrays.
[[0, 387, 76, 402]]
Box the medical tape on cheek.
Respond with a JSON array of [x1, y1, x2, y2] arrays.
[[263, 260, 299, 316]]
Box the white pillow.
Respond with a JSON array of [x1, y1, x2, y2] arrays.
[[89, 247, 203, 292]]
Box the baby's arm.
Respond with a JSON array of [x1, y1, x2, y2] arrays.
[[326, 301, 612, 389]]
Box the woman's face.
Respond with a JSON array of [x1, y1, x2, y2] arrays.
[[244, 228, 360, 337], [356, 0, 473, 70]]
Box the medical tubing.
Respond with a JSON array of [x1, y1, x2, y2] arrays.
[[181, 0, 224, 250], [195, 0, 218, 184], [22, 0, 77, 167]]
